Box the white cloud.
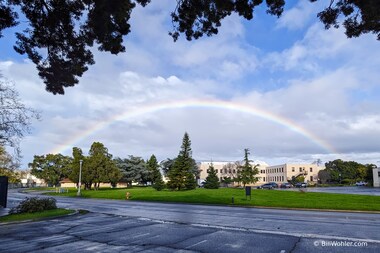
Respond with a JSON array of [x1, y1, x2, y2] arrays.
[[276, 0, 323, 30], [1, 0, 380, 168]]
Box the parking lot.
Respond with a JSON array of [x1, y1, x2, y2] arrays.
[[278, 186, 380, 196]]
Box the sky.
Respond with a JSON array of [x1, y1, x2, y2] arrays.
[[0, 0, 379, 168]]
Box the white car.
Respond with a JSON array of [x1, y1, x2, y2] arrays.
[[355, 181, 368, 186]]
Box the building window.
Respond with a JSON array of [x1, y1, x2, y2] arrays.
[[216, 169, 218, 173], [228, 169, 231, 173], [263, 177, 265, 182], [310, 167, 313, 172], [292, 167, 295, 172], [233, 169, 236, 173], [310, 176, 313, 181], [299, 168, 302, 172]]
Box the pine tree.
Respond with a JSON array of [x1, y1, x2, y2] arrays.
[[167, 132, 196, 190], [204, 163, 220, 189], [147, 154, 165, 191], [238, 149, 259, 187]]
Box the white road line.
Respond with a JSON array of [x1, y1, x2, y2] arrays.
[[185, 240, 208, 249], [131, 232, 150, 239]]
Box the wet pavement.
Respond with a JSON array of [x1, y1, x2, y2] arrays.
[[277, 186, 380, 196], [2, 189, 380, 252], [1, 212, 379, 253]]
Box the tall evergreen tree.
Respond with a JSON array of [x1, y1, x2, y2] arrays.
[[238, 149, 259, 187], [147, 154, 165, 191], [204, 163, 220, 189], [167, 132, 196, 190]]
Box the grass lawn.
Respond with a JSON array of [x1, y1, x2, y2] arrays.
[[48, 187, 380, 212], [0, 208, 75, 223]]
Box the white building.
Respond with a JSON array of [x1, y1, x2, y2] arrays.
[[198, 161, 324, 186], [20, 171, 46, 187], [265, 163, 324, 185]]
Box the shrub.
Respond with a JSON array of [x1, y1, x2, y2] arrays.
[[10, 197, 57, 214]]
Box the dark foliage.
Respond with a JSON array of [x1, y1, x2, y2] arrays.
[[10, 197, 57, 214], [167, 132, 197, 190], [204, 163, 220, 189], [1, 1, 378, 94]]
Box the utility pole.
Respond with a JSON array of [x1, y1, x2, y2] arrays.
[[77, 160, 83, 196]]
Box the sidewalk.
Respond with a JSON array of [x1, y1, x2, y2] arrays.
[[0, 208, 9, 217]]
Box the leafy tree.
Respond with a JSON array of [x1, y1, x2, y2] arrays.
[[87, 142, 117, 190], [204, 163, 220, 189], [115, 155, 148, 187], [317, 169, 331, 184], [68, 147, 85, 186], [0, 145, 21, 183], [234, 161, 243, 186], [1, 1, 377, 94], [167, 132, 196, 190], [324, 159, 375, 184], [107, 160, 123, 188], [29, 153, 72, 187], [294, 175, 305, 184], [237, 149, 259, 187], [160, 158, 175, 177], [0, 78, 39, 158]]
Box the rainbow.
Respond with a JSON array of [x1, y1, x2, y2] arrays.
[[50, 99, 336, 154]]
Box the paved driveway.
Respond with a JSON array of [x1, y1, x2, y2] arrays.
[[1, 212, 379, 253], [2, 189, 380, 252], [278, 186, 380, 196]]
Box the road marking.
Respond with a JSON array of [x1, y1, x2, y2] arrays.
[[185, 240, 208, 249], [136, 217, 380, 244], [131, 232, 150, 239]]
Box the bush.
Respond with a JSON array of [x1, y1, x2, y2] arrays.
[[10, 197, 57, 214]]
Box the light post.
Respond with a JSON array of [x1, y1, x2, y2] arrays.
[[77, 160, 83, 196], [339, 173, 342, 184]]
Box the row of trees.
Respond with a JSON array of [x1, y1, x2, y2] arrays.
[[318, 159, 376, 184], [27, 133, 266, 191], [29, 141, 166, 190]]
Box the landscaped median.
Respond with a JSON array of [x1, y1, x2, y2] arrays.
[[0, 208, 75, 223], [48, 187, 380, 212]]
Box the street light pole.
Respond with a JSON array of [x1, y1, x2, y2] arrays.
[[77, 160, 83, 196]]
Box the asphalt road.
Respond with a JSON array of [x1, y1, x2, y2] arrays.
[[2, 190, 380, 252]]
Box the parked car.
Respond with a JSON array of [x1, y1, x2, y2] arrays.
[[257, 182, 278, 189], [295, 182, 308, 188], [355, 181, 368, 186], [280, 183, 293, 188]]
